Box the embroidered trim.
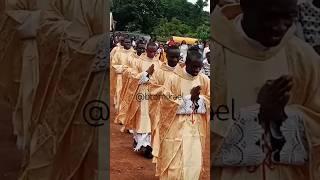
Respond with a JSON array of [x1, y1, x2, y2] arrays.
[[176, 95, 206, 115], [92, 36, 108, 73], [138, 71, 149, 85], [278, 108, 308, 165], [214, 107, 265, 166]]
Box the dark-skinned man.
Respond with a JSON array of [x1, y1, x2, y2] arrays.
[[110, 34, 124, 60], [148, 45, 181, 162], [116, 42, 161, 158], [111, 37, 134, 115], [116, 39, 147, 130], [211, 0, 320, 179], [154, 49, 210, 179]]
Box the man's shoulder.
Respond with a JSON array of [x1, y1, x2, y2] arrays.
[[198, 72, 210, 82], [286, 36, 320, 69], [287, 36, 317, 57]]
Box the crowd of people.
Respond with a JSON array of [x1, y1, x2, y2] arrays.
[[110, 33, 210, 179]]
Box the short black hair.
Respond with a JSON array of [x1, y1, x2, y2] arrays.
[[136, 39, 145, 46], [167, 44, 180, 51], [186, 49, 202, 64], [189, 45, 200, 51], [124, 37, 131, 42], [147, 42, 157, 49]]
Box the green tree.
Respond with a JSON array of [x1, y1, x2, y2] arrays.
[[153, 18, 193, 39], [195, 24, 210, 41], [112, 0, 162, 34], [112, 0, 210, 40]]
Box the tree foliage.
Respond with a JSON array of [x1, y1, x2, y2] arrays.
[[112, 0, 210, 40]]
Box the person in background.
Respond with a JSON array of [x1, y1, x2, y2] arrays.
[[111, 37, 134, 114], [198, 40, 204, 54], [179, 40, 189, 62], [157, 43, 166, 63], [164, 44, 168, 52], [157, 44, 164, 54], [296, 0, 320, 55], [167, 37, 176, 47], [201, 51, 210, 78], [203, 41, 210, 59], [131, 36, 137, 48], [151, 37, 159, 47]]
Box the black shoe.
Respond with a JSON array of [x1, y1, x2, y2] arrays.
[[144, 146, 153, 159]]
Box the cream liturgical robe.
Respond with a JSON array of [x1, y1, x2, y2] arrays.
[[114, 53, 160, 150], [111, 48, 135, 114], [148, 62, 179, 154], [211, 5, 320, 180], [20, 0, 107, 179], [121, 53, 161, 133], [110, 43, 123, 60], [5, 0, 49, 154], [154, 67, 210, 180], [115, 52, 141, 125]]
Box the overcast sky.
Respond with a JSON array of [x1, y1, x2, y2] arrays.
[[187, 0, 210, 12]]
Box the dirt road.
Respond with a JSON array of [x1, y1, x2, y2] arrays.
[[110, 103, 210, 180]]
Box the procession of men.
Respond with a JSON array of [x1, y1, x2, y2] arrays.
[[110, 33, 211, 179], [0, 0, 319, 179], [0, 0, 108, 179]]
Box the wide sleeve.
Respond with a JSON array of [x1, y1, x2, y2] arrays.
[[288, 41, 320, 180]]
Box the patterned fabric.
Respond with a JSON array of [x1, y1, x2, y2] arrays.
[[201, 59, 210, 78], [279, 108, 308, 165], [92, 35, 108, 73], [138, 71, 150, 85], [298, 2, 320, 46], [213, 106, 308, 167], [214, 106, 265, 166], [177, 95, 207, 115]]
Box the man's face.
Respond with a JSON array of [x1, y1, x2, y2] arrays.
[[136, 43, 146, 56], [146, 45, 158, 58], [123, 39, 132, 50], [243, 0, 298, 47], [186, 58, 203, 76], [119, 37, 125, 46], [166, 49, 180, 67]]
